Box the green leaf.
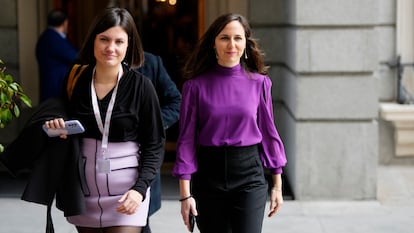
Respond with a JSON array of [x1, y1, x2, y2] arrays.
[[0, 91, 8, 103], [8, 86, 15, 96], [0, 108, 12, 125], [0, 79, 7, 88], [20, 95, 32, 107], [9, 83, 18, 91], [18, 84, 25, 92], [13, 104, 20, 117], [4, 74, 13, 83]]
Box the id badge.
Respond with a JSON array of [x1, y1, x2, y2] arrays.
[[97, 158, 111, 174]]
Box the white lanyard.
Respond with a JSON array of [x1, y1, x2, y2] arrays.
[[91, 65, 123, 158]]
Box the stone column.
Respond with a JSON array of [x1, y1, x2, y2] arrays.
[[249, 0, 381, 199]]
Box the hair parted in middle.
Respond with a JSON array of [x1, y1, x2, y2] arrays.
[[77, 7, 144, 68], [183, 13, 268, 79]]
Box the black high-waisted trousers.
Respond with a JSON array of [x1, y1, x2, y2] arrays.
[[192, 144, 268, 233]]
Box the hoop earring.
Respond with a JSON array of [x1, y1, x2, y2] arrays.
[[244, 49, 248, 59]]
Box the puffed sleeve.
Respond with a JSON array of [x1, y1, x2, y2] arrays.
[[257, 76, 287, 174], [172, 80, 198, 180]]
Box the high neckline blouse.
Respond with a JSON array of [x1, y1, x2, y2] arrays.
[[173, 64, 287, 179]]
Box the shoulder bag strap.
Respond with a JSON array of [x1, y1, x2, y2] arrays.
[[66, 64, 88, 100]]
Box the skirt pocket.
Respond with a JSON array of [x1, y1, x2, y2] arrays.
[[107, 155, 139, 196]]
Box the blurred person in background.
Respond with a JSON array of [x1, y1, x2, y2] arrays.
[[36, 9, 78, 102]]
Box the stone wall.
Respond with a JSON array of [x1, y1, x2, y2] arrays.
[[0, 0, 18, 72], [248, 0, 388, 200]]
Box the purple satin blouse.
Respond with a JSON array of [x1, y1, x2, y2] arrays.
[[173, 64, 287, 180]]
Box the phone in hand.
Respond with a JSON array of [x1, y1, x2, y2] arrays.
[[189, 213, 195, 232], [42, 120, 85, 137]]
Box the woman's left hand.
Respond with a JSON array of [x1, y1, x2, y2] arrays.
[[268, 188, 283, 217], [116, 190, 143, 215], [44, 118, 67, 139]]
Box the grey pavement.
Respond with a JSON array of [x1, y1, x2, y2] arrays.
[[0, 165, 413, 233]]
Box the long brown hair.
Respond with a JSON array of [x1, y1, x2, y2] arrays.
[[77, 7, 144, 68], [183, 13, 268, 79]]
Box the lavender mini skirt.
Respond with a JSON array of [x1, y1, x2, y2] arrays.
[[67, 138, 150, 228]]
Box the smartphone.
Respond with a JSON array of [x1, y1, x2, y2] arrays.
[[42, 120, 85, 137], [189, 213, 195, 232]]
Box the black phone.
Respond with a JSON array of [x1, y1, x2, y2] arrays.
[[189, 213, 195, 232]]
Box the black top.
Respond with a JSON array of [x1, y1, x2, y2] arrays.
[[65, 64, 165, 199]]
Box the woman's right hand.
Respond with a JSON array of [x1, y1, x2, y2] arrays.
[[180, 196, 198, 232], [44, 118, 67, 139]]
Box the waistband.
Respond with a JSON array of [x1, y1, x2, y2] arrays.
[[82, 138, 139, 158], [198, 144, 258, 155]]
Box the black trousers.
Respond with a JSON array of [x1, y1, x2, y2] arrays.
[[192, 145, 268, 233]]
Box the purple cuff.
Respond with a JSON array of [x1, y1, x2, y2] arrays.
[[270, 167, 283, 175], [176, 174, 192, 180]]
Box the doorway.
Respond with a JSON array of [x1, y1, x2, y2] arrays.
[[126, 0, 200, 153], [56, 0, 199, 87]]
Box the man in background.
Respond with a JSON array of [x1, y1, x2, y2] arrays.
[[36, 9, 78, 102]]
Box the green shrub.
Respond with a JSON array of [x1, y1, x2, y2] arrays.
[[0, 59, 32, 152]]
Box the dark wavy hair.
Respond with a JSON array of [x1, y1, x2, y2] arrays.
[[77, 7, 144, 68], [183, 13, 268, 79]]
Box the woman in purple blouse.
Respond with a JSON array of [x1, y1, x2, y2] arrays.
[[173, 13, 287, 233]]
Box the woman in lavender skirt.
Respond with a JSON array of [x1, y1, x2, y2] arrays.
[[44, 7, 165, 233]]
